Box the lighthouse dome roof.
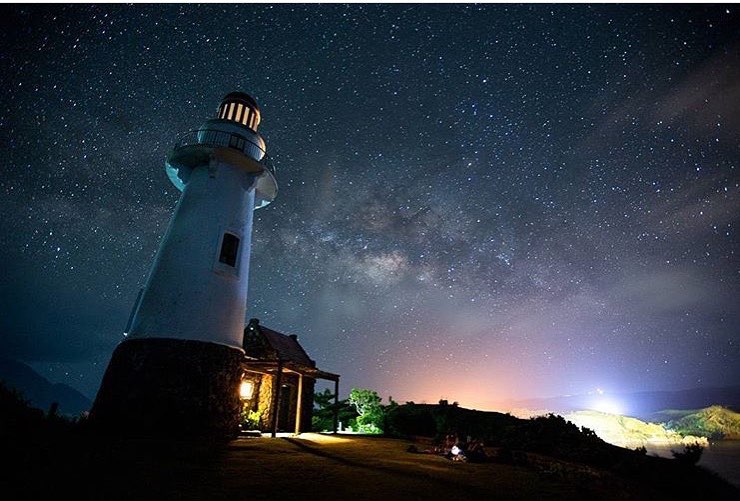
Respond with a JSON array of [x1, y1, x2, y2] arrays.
[[221, 92, 261, 113]]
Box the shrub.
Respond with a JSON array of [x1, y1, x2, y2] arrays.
[[349, 388, 384, 434], [672, 444, 704, 466], [312, 388, 357, 432]]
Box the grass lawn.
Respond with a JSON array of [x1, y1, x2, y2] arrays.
[[4, 432, 736, 500]]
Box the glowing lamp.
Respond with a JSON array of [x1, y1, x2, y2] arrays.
[[239, 380, 254, 399]]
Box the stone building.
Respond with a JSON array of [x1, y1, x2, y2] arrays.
[[239, 318, 340, 435]]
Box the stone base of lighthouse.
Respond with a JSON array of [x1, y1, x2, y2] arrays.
[[90, 338, 243, 438]]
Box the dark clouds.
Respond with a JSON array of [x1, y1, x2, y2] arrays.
[[1, 4, 738, 405]]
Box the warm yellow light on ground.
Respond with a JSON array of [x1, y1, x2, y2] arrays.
[[251, 432, 351, 443], [240, 380, 254, 399]]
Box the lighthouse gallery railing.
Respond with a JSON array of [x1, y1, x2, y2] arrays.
[[173, 129, 276, 175]]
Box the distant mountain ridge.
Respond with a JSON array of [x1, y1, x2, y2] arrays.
[[563, 409, 709, 448], [661, 406, 740, 440], [510, 385, 740, 419], [0, 358, 91, 416]]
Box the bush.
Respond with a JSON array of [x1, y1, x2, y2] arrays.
[[672, 444, 704, 466], [311, 388, 357, 432], [349, 388, 384, 434], [240, 408, 261, 430]]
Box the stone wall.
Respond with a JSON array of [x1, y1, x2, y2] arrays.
[[256, 373, 273, 430], [252, 371, 316, 433], [91, 338, 243, 438]]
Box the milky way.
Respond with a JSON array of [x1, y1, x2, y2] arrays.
[[1, 4, 738, 408]]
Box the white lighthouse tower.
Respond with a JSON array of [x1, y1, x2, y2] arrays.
[[91, 92, 277, 436], [127, 92, 276, 347]]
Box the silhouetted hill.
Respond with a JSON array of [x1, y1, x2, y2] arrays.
[[384, 401, 738, 496], [1, 394, 737, 499], [0, 358, 91, 416], [386, 401, 521, 440], [510, 386, 740, 418]]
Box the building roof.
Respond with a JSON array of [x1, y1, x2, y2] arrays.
[[243, 318, 315, 367], [220, 91, 260, 112]]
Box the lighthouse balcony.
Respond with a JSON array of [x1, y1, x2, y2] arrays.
[[173, 129, 276, 175], [167, 129, 278, 208]]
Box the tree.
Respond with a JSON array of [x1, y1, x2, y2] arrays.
[[312, 388, 357, 432], [348, 388, 384, 434]]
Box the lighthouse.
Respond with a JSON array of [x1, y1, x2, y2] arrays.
[[91, 92, 277, 436]]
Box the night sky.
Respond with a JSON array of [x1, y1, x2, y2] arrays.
[[1, 4, 738, 410]]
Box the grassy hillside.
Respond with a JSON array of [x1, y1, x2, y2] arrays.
[[563, 410, 707, 448], [663, 406, 740, 440], [386, 402, 700, 470], [2, 390, 738, 499]]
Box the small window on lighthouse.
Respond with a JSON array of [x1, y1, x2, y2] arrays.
[[219, 233, 240, 267]]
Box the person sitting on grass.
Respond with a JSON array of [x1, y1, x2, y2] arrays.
[[450, 443, 467, 461], [465, 439, 488, 463]]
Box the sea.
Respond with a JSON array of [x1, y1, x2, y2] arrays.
[[645, 441, 740, 487]]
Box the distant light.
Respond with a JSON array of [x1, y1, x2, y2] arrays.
[[590, 398, 623, 415], [240, 380, 254, 399]]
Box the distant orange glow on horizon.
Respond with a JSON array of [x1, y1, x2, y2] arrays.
[[379, 363, 520, 412]]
